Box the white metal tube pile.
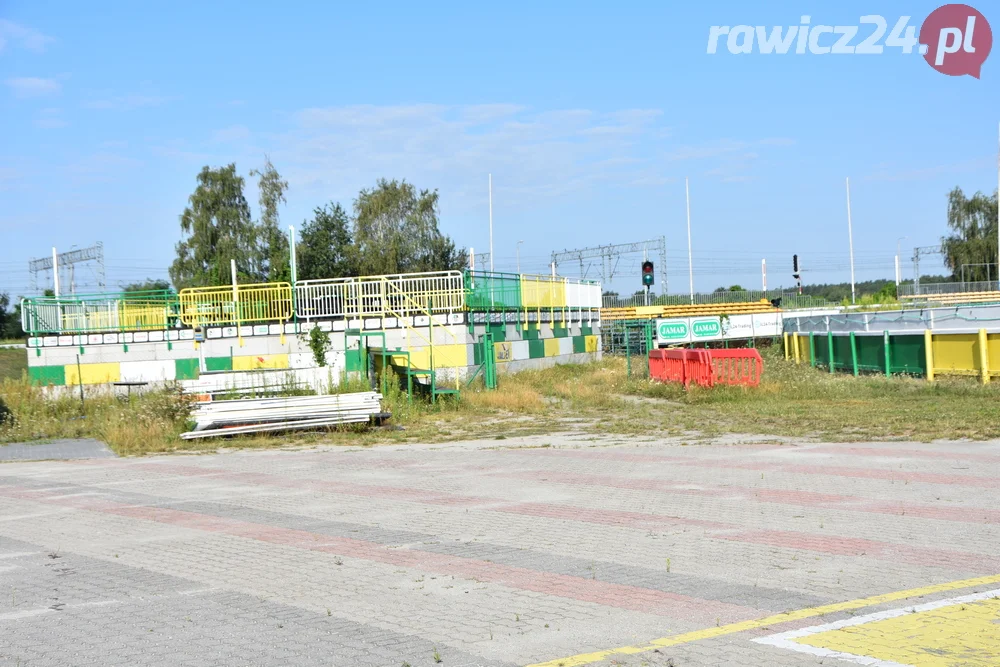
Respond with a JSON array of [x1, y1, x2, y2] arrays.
[[181, 392, 384, 439]]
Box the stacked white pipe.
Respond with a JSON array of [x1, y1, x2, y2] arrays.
[[181, 392, 384, 439]]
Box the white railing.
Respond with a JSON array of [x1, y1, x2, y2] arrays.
[[23, 299, 119, 334], [294, 271, 465, 320], [565, 282, 602, 309]]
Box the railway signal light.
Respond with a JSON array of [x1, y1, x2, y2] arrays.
[[792, 254, 800, 280], [642, 260, 654, 287]]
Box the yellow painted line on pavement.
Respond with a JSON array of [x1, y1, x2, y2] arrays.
[[757, 588, 1000, 666], [524, 573, 1000, 667]]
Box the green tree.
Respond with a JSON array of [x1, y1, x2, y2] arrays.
[[351, 179, 466, 276], [0, 293, 25, 339], [123, 279, 172, 293], [0, 292, 9, 338], [250, 156, 291, 282], [298, 202, 353, 281], [941, 186, 999, 282], [169, 164, 261, 288]]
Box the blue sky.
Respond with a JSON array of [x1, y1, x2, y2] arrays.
[[1, 1, 997, 297]]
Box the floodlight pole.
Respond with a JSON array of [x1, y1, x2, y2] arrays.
[[488, 174, 494, 273], [685, 177, 694, 304], [846, 177, 856, 305]]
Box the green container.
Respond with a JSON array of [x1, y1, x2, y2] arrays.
[[831, 334, 853, 371], [813, 337, 830, 368], [889, 335, 926, 375], [855, 335, 885, 372]]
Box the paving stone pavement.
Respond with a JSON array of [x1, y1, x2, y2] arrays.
[[0, 438, 115, 462], [0, 435, 998, 666]]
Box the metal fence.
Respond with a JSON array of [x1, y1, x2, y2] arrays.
[[21, 291, 179, 335], [899, 281, 1000, 297], [295, 271, 465, 320], [465, 271, 600, 311], [602, 290, 830, 309], [23, 270, 603, 335], [465, 271, 522, 311], [783, 303, 1000, 334], [178, 283, 293, 326]]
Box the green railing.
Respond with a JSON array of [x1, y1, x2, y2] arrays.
[[464, 270, 522, 311], [22, 290, 180, 335]]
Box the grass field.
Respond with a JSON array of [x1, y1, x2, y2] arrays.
[[2, 346, 999, 456], [0, 348, 27, 382]]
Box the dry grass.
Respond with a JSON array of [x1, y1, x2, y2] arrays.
[[0, 348, 26, 382], [3, 345, 1000, 457], [0, 379, 195, 454], [460, 384, 546, 413]]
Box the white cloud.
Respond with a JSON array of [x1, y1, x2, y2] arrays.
[[273, 104, 680, 209], [0, 20, 55, 53], [154, 104, 793, 217], [5, 77, 60, 98]]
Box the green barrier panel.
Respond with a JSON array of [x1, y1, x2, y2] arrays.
[[28, 365, 66, 386], [528, 339, 545, 359], [889, 334, 926, 375], [832, 334, 853, 371], [855, 335, 886, 372], [487, 323, 506, 342], [465, 271, 522, 311], [205, 356, 233, 372], [174, 358, 200, 380], [572, 335, 587, 354], [813, 335, 830, 368]]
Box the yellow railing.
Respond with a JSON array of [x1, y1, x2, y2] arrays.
[[178, 282, 293, 326], [520, 275, 567, 309], [602, 301, 778, 322], [119, 301, 174, 330], [381, 279, 460, 389]]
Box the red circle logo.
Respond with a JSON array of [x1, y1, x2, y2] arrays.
[[920, 4, 992, 77]]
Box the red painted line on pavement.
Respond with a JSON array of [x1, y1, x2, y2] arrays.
[[68, 460, 738, 531], [72, 458, 1000, 527], [717, 529, 1000, 574], [779, 464, 997, 488], [0, 485, 759, 624], [802, 445, 1000, 463], [519, 447, 998, 488], [501, 470, 1000, 525]]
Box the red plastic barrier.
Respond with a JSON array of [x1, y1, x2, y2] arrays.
[[649, 348, 714, 388], [649, 348, 763, 388], [709, 349, 764, 387]]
